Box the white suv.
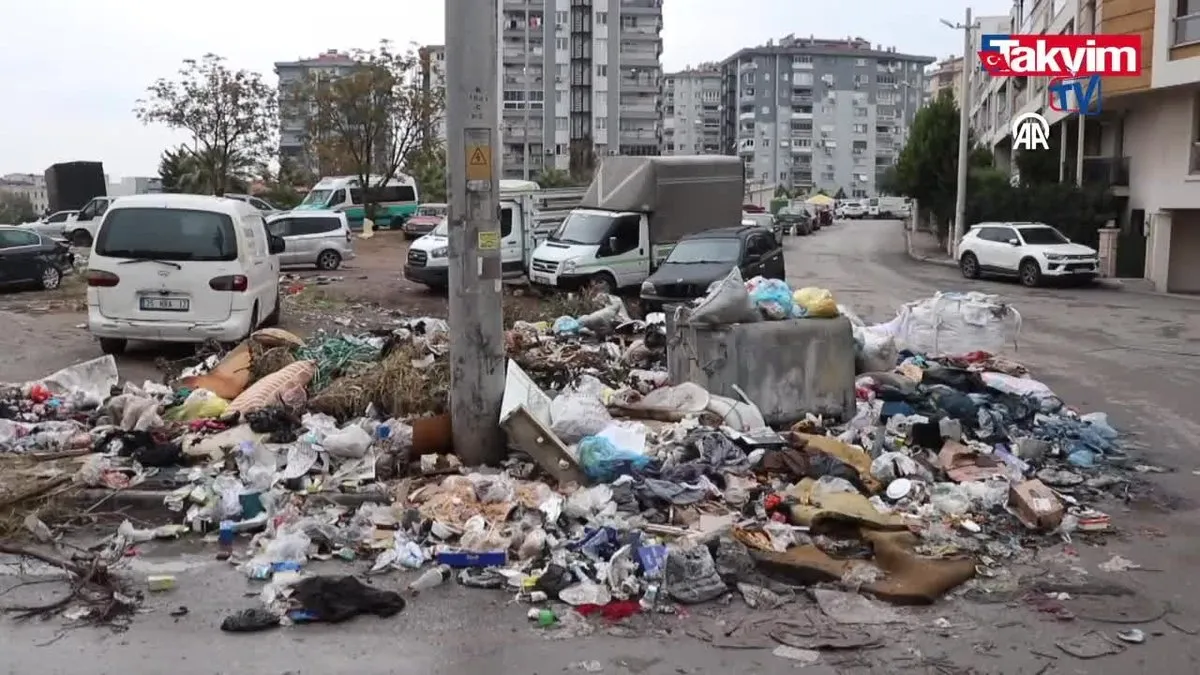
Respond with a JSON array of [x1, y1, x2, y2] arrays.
[[958, 222, 1099, 287]]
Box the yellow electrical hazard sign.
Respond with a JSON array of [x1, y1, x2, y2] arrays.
[[478, 231, 500, 250], [466, 145, 491, 181]]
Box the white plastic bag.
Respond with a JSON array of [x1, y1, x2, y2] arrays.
[[550, 394, 612, 444], [889, 292, 1022, 356], [686, 267, 759, 325], [322, 424, 373, 459]]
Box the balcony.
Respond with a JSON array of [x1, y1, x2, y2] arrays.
[[620, 49, 660, 67], [792, 110, 813, 120], [620, 0, 662, 14], [619, 129, 659, 143], [790, 144, 813, 153], [739, 110, 755, 121], [620, 103, 659, 118], [1065, 156, 1130, 187], [619, 78, 659, 93], [622, 23, 662, 40], [791, 95, 813, 105]]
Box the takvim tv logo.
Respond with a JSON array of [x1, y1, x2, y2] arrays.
[[978, 34, 1142, 77]]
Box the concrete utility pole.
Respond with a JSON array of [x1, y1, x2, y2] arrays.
[[445, 0, 506, 465], [942, 8, 976, 258]]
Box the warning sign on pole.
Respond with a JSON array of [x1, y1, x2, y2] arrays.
[[465, 144, 491, 181]]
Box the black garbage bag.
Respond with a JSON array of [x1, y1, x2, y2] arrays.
[[921, 365, 986, 393], [289, 575, 406, 623], [98, 429, 181, 467]]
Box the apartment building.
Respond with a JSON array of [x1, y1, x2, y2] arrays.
[[421, 0, 664, 181], [970, 0, 1200, 294], [720, 36, 933, 198], [419, 45, 448, 142], [274, 50, 363, 171], [0, 173, 48, 214], [662, 66, 723, 155], [927, 56, 965, 103]]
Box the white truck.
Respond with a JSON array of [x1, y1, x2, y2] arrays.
[[527, 156, 745, 293], [403, 180, 585, 290], [867, 196, 909, 220], [64, 196, 119, 247]]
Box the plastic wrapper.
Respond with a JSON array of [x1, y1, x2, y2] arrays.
[[793, 287, 838, 318], [165, 389, 229, 422], [930, 482, 972, 516], [321, 424, 373, 459], [550, 394, 613, 445], [747, 277, 794, 320], [577, 436, 652, 482], [686, 267, 759, 325]]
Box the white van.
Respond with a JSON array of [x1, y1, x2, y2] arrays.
[[294, 174, 419, 230], [85, 194, 284, 354]]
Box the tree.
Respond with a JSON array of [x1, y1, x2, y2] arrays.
[[833, 187, 847, 199], [773, 185, 793, 199], [0, 192, 37, 223], [290, 40, 443, 219], [407, 143, 448, 203], [536, 168, 578, 188], [157, 144, 253, 194], [1014, 140, 1060, 186], [136, 54, 276, 196]]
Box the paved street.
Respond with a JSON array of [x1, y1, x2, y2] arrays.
[[2, 220, 1200, 674]]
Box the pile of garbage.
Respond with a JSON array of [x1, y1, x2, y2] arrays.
[[0, 290, 1142, 642], [684, 268, 842, 324]]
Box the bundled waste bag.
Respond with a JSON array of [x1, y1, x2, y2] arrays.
[[687, 268, 759, 325], [747, 277, 794, 320], [793, 287, 839, 318], [577, 435, 652, 482]]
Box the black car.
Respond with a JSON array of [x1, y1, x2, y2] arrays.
[[640, 225, 786, 311], [777, 206, 813, 235], [0, 226, 75, 291]]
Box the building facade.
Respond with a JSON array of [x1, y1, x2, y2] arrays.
[[274, 50, 363, 171], [0, 173, 48, 215], [720, 36, 933, 198], [662, 66, 722, 155], [423, 0, 664, 182], [969, 0, 1200, 294], [927, 56, 965, 103]]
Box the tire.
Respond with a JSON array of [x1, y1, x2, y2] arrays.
[[98, 338, 126, 355], [263, 290, 281, 327], [1019, 258, 1042, 287], [40, 265, 62, 290], [959, 252, 980, 279], [316, 249, 342, 270], [590, 273, 617, 295], [70, 229, 92, 248]]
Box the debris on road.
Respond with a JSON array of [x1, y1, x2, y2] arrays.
[[0, 288, 1166, 652]]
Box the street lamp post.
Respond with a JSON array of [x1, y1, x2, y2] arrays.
[[941, 9, 979, 259]]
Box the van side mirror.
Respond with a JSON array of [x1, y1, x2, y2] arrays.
[[1008, 238, 1020, 246], [269, 235, 286, 254]]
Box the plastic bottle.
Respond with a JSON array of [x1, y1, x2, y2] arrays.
[[408, 564, 451, 592]]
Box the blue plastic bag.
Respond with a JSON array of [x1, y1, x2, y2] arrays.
[[577, 435, 652, 482], [748, 279, 794, 320], [553, 316, 581, 335]]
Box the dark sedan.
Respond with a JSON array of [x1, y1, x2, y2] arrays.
[[640, 225, 786, 312], [0, 226, 75, 291]]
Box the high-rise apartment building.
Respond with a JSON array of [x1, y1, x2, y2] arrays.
[[927, 56, 965, 103], [720, 35, 933, 198], [422, 0, 664, 181], [662, 66, 722, 155], [274, 50, 363, 171]]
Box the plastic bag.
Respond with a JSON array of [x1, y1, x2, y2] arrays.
[[793, 287, 838, 318], [665, 542, 727, 604], [577, 436, 652, 482], [165, 389, 229, 422], [322, 424, 373, 459], [748, 278, 794, 320], [930, 482, 972, 516], [550, 395, 613, 445], [890, 292, 1022, 357], [686, 267, 759, 325], [553, 316, 581, 335]]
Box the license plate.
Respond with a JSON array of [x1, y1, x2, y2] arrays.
[[140, 297, 189, 311], [531, 273, 552, 285]]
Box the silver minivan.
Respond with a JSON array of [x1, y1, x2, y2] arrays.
[[266, 211, 355, 270]]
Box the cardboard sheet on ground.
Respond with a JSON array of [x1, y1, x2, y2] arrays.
[[790, 432, 881, 494]]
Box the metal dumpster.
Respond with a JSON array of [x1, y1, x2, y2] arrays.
[[665, 311, 857, 426]]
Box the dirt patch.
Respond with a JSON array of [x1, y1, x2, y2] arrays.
[[0, 275, 87, 314]]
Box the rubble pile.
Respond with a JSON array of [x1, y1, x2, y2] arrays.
[[0, 289, 1142, 647]]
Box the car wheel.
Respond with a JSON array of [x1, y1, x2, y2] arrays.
[[40, 265, 62, 290], [1019, 259, 1042, 287], [590, 273, 617, 295], [98, 338, 126, 355], [70, 230, 92, 248], [316, 249, 342, 270], [959, 252, 980, 279]]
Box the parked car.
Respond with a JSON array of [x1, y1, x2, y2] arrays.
[[402, 203, 448, 239], [640, 225, 785, 312], [741, 211, 781, 239], [777, 206, 812, 235], [85, 194, 285, 354], [222, 193, 283, 215], [21, 210, 78, 239], [958, 221, 1099, 287], [840, 202, 866, 219], [0, 226, 75, 291], [265, 211, 354, 270]]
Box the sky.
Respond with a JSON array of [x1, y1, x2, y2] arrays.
[[0, 0, 1012, 177]]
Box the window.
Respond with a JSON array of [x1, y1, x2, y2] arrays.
[[0, 230, 39, 248], [856, 58, 868, 67], [792, 72, 813, 86], [556, 38, 568, 50], [501, 207, 514, 237], [95, 208, 237, 261], [596, 117, 606, 129], [620, 15, 636, 28], [249, 198, 275, 211], [668, 238, 740, 264], [556, 11, 567, 24], [852, 123, 868, 133], [744, 234, 772, 258], [290, 217, 342, 236], [47, 212, 70, 223], [596, 64, 607, 77], [556, 117, 568, 130], [1191, 92, 1200, 173], [605, 215, 640, 255], [327, 188, 347, 205], [792, 55, 812, 65], [1018, 226, 1069, 245], [1179, 1, 1200, 46], [596, 11, 608, 24]]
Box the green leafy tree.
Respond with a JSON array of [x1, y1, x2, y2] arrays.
[[136, 54, 276, 197], [833, 186, 846, 200], [290, 40, 443, 219], [408, 143, 448, 203], [773, 185, 792, 199], [0, 192, 37, 223], [535, 168, 577, 188], [157, 144, 253, 194], [1014, 140, 1061, 186]]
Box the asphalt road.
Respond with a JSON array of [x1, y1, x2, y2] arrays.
[[2, 219, 1200, 674]]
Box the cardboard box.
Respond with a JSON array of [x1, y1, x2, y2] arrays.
[[1010, 479, 1064, 531]]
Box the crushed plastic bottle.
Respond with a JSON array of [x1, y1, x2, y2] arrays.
[[408, 564, 451, 592]]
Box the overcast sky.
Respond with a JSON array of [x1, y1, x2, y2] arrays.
[[0, 0, 1011, 177]]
